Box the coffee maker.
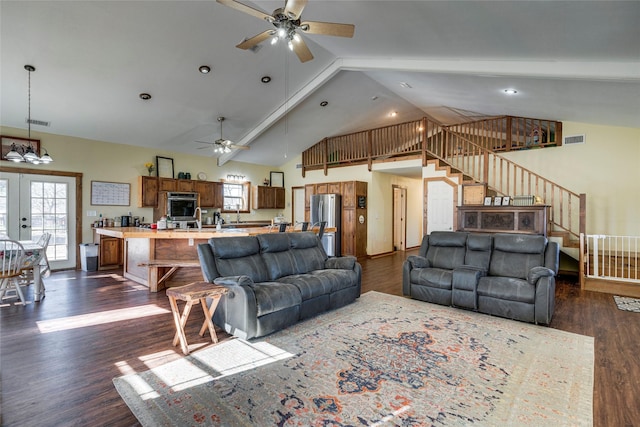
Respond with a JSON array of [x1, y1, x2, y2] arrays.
[[213, 212, 222, 225], [121, 215, 131, 227]]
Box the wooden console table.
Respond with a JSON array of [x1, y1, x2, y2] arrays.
[[457, 205, 550, 236]]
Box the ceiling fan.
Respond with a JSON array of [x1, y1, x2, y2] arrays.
[[217, 0, 355, 63], [196, 117, 250, 154]]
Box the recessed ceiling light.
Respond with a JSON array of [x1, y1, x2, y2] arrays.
[[504, 89, 518, 95], [399, 82, 412, 89], [389, 111, 398, 117], [199, 65, 211, 74], [320, 101, 328, 107], [261, 76, 271, 83], [139, 93, 152, 100], [371, 96, 378, 101]]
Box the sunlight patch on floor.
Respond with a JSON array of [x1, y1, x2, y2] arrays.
[[134, 339, 295, 393], [36, 304, 170, 333]]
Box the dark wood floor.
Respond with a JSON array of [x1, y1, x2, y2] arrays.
[[1, 250, 638, 426]]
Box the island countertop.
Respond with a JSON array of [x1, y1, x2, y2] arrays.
[[95, 225, 333, 239]]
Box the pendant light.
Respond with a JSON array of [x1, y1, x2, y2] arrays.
[[5, 65, 53, 164]]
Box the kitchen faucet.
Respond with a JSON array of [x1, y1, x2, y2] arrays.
[[194, 207, 202, 230], [236, 204, 241, 224]]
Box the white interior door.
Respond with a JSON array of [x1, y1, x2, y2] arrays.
[[393, 187, 406, 251], [427, 180, 454, 234], [2, 172, 76, 269], [292, 187, 305, 225]]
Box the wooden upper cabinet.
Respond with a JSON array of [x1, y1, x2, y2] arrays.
[[316, 183, 328, 194], [342, 181, 356, 208], [138, 176, 158, 207], [328, 182, 342, 194], [304, 184, 316, 209], [195, 181, 215, 207], [176, 179, 195, 192], [274, 187, 285, 210], [158, 178, 177, 192], [212, 182, 223, 208], [253, 186, 285, 209]]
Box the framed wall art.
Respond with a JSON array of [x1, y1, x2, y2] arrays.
[[493, 196, 503, 206], [1, 135, 40, 161], [270, 171, 284, 188], [156, 156, 174, 178]]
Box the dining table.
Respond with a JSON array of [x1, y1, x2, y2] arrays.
[[0, 237, 46, 302]]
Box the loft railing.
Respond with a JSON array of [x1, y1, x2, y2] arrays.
[[302, 115, 584, 243], [444, 116, 562, 152]]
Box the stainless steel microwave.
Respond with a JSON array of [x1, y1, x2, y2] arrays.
[[166, 192, 198, 221]]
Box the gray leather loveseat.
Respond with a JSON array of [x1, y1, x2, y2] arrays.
[[403, 231, 559, 324], [198, 232, 361, 339]]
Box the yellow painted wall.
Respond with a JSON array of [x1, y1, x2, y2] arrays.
[[501, 122, 640, 235], [1, 126, 284, 244]]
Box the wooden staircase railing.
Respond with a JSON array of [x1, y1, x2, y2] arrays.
[[302, 115, 585, 243]]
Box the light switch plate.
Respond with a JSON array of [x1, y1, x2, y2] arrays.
[[87, 210, 97, 217]]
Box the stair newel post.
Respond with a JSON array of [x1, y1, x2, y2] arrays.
[[323, 138, 328, 176], [482, 149, 489, 185], [367, 130, 373, 172], [506, 116, 512, 151], [421, 117, 427, 167]]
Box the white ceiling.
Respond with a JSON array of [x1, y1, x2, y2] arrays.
[[1, 1, 639, 168]]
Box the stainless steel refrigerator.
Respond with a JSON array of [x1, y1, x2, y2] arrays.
[[310, 193, 341, 257]]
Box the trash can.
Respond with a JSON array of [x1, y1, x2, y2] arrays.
[[80, 243, 99, 271]]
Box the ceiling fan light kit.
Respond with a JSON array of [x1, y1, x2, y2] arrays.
[[195, 116, 250, 155], [218, 0, 354, 63]]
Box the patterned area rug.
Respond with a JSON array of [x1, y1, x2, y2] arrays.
[[113, 292, 594, 426], [613, 295, 640, 312]]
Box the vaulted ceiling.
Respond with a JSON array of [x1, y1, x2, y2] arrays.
[[1, 1, 639, 167]]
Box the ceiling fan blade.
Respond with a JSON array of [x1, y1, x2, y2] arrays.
[[300, 20, 355, 38], [229, 144, 250, 150], [236, 30, 274, 49], [284, 0, 307, 20], [291, 37, 314, 63], [196, 140, 215, 145], [216, 0, 271, 21]]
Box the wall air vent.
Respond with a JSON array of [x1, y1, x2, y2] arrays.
[[563, 134, 585, 145], [26, 118, 51, 127]]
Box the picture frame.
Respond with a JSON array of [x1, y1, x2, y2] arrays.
[[502, 196, 511, 206], [270, 171, 284, 188], [483, 196, 493, 206], [493, 196, 502, 206], [1, 135, 40, 161], [156, 156, 174, 178]]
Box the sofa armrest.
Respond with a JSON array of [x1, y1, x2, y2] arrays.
[[527, 266, 555, 285], [214, 275, 254, 287], [534, 275, 556, 325], [325, 256, 357, 270], [406, 255, 430, 269]]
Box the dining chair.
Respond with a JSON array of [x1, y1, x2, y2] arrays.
[[317, 221, 326, 240], [0, 240, 28, 305], [19, 232, 52, 290], [278, 223, 288, 232]]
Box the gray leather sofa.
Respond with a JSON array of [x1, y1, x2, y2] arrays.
[[198, 232, 361, 339], [403, 231, 559, 325]]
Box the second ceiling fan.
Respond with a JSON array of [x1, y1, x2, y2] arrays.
[[218, 0, 355, 63], [196, 117, 249, 155]]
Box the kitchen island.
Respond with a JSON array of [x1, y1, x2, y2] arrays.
[[95, 225, 328, 291]]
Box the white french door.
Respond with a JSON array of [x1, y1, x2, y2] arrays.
[[2, 172, 76, 269]]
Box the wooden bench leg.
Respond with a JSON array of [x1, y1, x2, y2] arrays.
[[198, 296, 221, 343], [168, 296, 194, 355]]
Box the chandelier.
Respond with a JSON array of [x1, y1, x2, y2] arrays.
[[5, 65, 53, 164]]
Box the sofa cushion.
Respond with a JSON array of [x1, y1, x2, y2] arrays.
[[310, 269, 359, 292], [258, 234, 297, 280], [410, 268, 453, 290], [289, 232, 327, 274], [464, 234, 492, 270], [426, 232, 467, 270], [277, 274, 334, 300], [477, 276, 535, 303], [209, 236, 269, 283], [248, 282, 302, 317], [489, 234, 547, 279]]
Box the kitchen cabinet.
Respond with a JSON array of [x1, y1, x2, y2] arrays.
[[93, 231, 123, 269], [137, 176, 158, 207], [196, 181, 223, 208], [252, 186, 285, 209], [304, 180, 367, 258], [159, 178, 177, 192], [176, 179, 195, 192]]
